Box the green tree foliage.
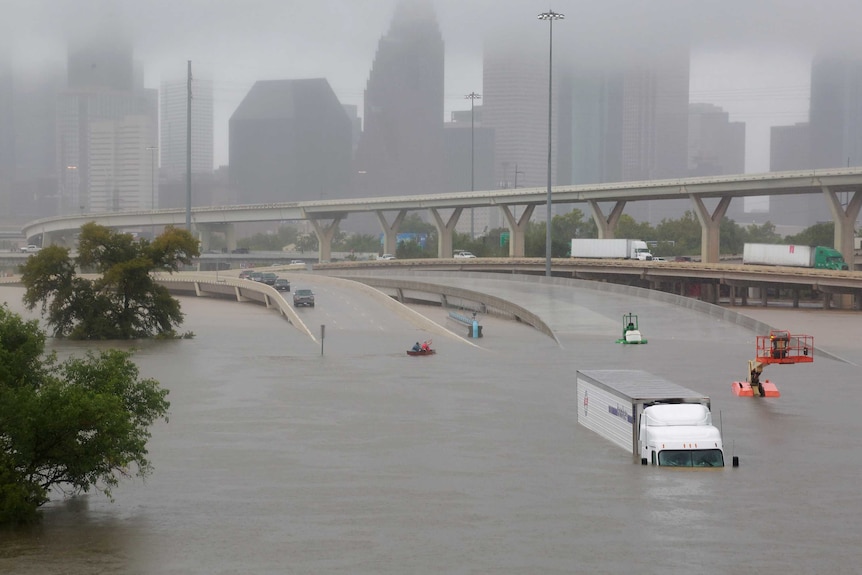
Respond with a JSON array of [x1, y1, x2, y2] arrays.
[[238, 225, 300, 251], [784, 222, 834, 247], [743, 221, 782, 244], [0, 304, 170, 524], [19, 223, 199, 339], [655, 211, 702, 254], [334, 233, 381, 253], [552, 208, 597, 242], [615, 214, 653, 241]]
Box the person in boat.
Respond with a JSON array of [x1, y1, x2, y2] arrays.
[[412, 342, 421, 352], [420, 341, 430, 352], [626, 322, 635, 332]]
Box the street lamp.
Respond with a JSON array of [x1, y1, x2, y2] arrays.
[[539, 9, 564, 277], [465, 91, 481, 239], [147, 146, 158, 238]]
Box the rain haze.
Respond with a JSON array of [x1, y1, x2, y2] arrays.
[[4, 0, 862, 173]]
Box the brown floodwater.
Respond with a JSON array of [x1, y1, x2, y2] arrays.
[[1, 275, 860, 575]]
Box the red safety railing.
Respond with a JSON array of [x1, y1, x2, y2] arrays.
[[755, 330, 814, 364]]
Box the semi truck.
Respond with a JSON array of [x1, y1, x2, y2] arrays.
[[742, 243, 849, 270], [570, 239, 653, 260], [576, 370, 735, 468]]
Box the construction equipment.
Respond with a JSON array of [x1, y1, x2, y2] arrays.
[[615, 313, 647, 344], [732, 330, 814, 398]]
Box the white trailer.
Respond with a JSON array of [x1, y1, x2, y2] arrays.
[[570, 239, 653, 260], [576, 370, 734, 467], [742, 243, 848, 270]]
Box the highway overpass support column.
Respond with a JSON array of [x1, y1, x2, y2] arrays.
[[824, 186, 862, 308], [500, 205, 535, 257], [195, 223, 235, 252], [691, 194, 731, 264], [225, 224, 236, 252], [308, 218, 342, 263], [588, 200, 626, 239], [429, 208, 463, 258], [375, 210, 407, 257], [823, 187, 862, 266]]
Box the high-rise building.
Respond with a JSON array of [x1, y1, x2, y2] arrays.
[[57, 89, 157, 214], [353, 0, 444, 201], [160, 75, 214, 182], [89, 115, 155, 212], [554, 50, 690, 224], [57, 35, 157, 215], [482, 34, 554, 208], [443, 107, 496, 235], [766, 54, 862, 227], [229, 78, 352, 205], [688, 103, 745, 177], [810, 55, 862, 169], [0, 56, 13, 223]]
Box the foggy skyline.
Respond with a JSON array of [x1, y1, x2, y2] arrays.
[[3, 0, 861, 173]]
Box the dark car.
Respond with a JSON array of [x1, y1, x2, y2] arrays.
[[231, 247, 249, 254], [293, 289, 315, 307], [674, 256, 693, 262], [274, 278, 291, 292], [260, 272, 278, 285], [247, 271, 263, 282]]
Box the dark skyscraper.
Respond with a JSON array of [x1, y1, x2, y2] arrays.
[[809, 55, 862, 169], [229, 78, 352, 205], [353, 0, 444, 199]]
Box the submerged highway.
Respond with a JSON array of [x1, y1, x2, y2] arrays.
[[0, 270, 860, 574]]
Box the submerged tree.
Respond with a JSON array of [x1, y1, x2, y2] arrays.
[[19, 223, 199, 339], [0, 304, 170, 524]]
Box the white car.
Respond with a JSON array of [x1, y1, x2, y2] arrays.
[[454, 251, 476, 259], [377, 254, 396, 260], [20, 245, 41, 253]]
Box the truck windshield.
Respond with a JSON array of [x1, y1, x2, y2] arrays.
[[658, 449, 724, 468]]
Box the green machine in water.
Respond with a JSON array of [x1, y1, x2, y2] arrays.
[[616, 313, 648, 344]]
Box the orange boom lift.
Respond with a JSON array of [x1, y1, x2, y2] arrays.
[[732, 330, 814, 398]]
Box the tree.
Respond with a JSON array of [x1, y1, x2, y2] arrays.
[[19, 223, 199, 339], [0, 304, 170, 524], [784, 222, 835, 247], [744, 221, 781, 244]]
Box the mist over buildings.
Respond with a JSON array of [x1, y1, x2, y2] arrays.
[[3, 0, 862, 231]]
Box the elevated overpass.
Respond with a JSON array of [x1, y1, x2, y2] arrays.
[[20, 168, 862, 266]]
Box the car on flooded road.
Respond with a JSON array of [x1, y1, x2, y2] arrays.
[[293, 288, 315, 307]]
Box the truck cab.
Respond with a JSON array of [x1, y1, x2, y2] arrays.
[[631, 240, 653, 260], [639, 403, 725, 467]]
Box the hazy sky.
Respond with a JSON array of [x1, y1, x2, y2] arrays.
[[5, 0, 861, 173]]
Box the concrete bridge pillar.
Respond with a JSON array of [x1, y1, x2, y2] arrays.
[[500, 205, 535, 257], [823, 187, 862, 267], [824, 186, 862, 308], [429, 208, 463, 258], [588, 200, 626, 239], [375, 210, 407, 256], [308, 217, 342, 263], [691, 194, 731, 264], [225, 224, 236, 252]]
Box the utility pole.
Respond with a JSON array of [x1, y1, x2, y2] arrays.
[[186, 60, 192, 232], [465, 92, 481, 240], [147, 146, 158, 238]]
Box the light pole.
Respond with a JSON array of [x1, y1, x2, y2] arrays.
[[466, 91, 481, 239], [539, 9, 563, 277], [147, 145, 158, 238]]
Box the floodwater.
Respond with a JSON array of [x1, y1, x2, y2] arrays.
[[1, 275, 861, 575]]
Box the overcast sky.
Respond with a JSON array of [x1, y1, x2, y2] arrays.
[[4, 0, 862, 173]]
